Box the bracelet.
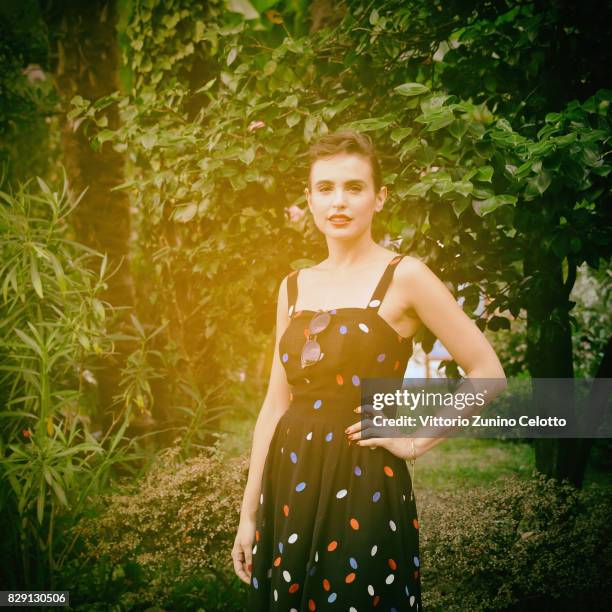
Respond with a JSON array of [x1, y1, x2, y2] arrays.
[[409, 438, 417, 464], [408, 438, 417, 501]]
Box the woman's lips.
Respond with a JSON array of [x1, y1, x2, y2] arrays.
[[328, 215, 352, 227]]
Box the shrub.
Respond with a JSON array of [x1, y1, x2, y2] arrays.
[[62, 444, 249, 611], [419, 474, 612, 611]]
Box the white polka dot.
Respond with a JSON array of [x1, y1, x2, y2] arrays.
[[358, 323, 369, 333], [350, 608, 358, 612], [306, 431, 313, 440], [369, 299, 381, 308], [389, 520, 397, 531], [253, 544, 257, 554], [410, 595, 416, 607], [274, 589, 278, 601], [370, 545, 378, 556], [260, 493, 263, 504], [283, 570, 291, 582], [288, 533, 298, 544], [315, 551, 319, 562], [336, 489, 348, 499], [367, 585, 375, 596], [288, 305, 294, 316], [386, 573, 395, 584], [267, 568, 272, 578]]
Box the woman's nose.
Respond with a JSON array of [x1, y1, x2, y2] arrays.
[[331, 189, 346, 206]]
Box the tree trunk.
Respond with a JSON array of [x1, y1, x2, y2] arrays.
[[525, 245, 581, 484], [47, 0, 135, 422]]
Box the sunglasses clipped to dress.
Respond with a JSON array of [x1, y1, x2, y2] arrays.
[[301, 310, 333, 369]]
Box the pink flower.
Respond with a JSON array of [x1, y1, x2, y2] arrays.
[[248, 120, 266, 132], [285, 205, 305, 223], [22, 64, 46, 83]]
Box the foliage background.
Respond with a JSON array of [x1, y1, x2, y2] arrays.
[[0, 0, 610, 609]]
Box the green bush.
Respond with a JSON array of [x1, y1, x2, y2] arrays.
[[419, 474, 612, 611], [61, 444, 249, 611]]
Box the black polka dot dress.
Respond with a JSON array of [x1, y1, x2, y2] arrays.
[[248, 255, 422, 611]]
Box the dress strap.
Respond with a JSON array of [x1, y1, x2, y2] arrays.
[[286, 270, 299, 318], [367, 255, 404, 311]]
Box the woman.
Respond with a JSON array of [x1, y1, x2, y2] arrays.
[[233, 130, 506, 610]]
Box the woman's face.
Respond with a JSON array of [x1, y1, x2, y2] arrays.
[[305, 153, 387, 241]]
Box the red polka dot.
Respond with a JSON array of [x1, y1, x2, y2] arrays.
[[283, 504, 289, 517], [393, 360, 400, 370], [336, 373, 344, 385], [345, 572, 356, 583], [413, 518, 419, 529], [289, 583, 300, 593], [308, 598, 316, 611], [327, 540, 338, 552], [289, 392, 293, 402], [273, 556, 282, 567], [349, 518, 360, 530], [414, 569, 419, 579], [384, 466, 394, 477], [255, 530, 260, 541], [304, 328, 309, 339], [373, 595, 381, 606], [322, 578, 330, 591], [388, 558, 397, 570]]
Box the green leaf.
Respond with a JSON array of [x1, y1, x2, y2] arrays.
[[263, 60, 277, 76], [337, 117, 393, 132], [390, 127, 412, 144], [286, 112, 301, 128], [172, 203, 198, 223], [30, 257, 43, 299], [227, 47, 239, 66], [394, 83, 430, 97], [226, 0, 260, 20], [406, 183, 432, 197], [475, 166, 494, 182], [472, 195, 517, 216]]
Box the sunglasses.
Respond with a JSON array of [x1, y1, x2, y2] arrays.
[[301, 310, 332, 369]]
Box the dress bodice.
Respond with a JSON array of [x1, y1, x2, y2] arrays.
[[279, 255, 414, 419]]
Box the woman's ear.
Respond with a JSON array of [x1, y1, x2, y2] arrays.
[[375, 185, 387, 212], [305, 187, 312, 212]]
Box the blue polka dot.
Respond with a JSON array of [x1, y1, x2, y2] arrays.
[[413, 556, 420, 567], [405, 585, 410, 596], [377, 353, 386, 362], [282, 352, 289, 363], [296, 482, 306, 492], [328, 592, 337, 603], [313, 399, 322, 409], [352, 374, 360, 386], [372, 491, 381, 502], [391, 608, 398, 612], [325, 432, 333, 442], [339, 325, 348, 335], [349, 557, 358, 569], [278, 542, 284, 553], [354, 465, 362, 476], [252, 577, 258, 589], [308, 565, 317, 576], [329, 309, 337, 315], [290, 452, 297, 463]]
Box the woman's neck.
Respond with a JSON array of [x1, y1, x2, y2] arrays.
[[320, 234, 388, 270]]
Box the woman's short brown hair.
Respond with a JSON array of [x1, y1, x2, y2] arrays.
[[308, 130, 383, 192]]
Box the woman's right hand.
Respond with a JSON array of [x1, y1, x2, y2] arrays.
[[232, 515, 256, 585]]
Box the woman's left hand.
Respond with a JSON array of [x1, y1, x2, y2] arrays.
[[344, 415, 420, 461]]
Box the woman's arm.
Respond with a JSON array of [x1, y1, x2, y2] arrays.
[[232, 275, 292, 583], [350, 256, 507, 458]]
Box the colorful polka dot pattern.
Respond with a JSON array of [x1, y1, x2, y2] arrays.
[[249, 255, 421, 609]]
